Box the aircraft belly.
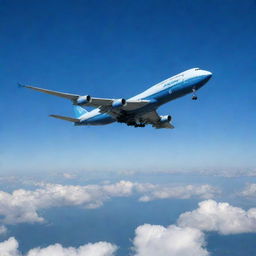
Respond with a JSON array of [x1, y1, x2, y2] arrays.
[[125, 102, 158, 116]]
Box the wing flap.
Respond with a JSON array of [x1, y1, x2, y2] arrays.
[[88, 97, 114, 108], [98, 99, 150, 113], [139, 110, 174, 129], [122, 100, 150, 111], [140, 110, 160, 123]]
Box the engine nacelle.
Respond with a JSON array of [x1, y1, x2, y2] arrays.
[[76, 95, 91, 105], [159, 115, 172, 123], [112, 98, 126, 108]]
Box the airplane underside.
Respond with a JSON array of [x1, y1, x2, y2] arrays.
[[116, 113, 147, 127], [113, 108, 173, 128]]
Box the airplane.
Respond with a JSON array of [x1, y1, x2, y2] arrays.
[[20, 68, 212, 129]]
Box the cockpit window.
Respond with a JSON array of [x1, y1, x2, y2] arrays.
[[195, 68, 200, 71]]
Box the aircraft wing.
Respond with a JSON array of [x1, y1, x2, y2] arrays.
[[20, 84, 149, 111], [19, 84, 80, 100], [139, 110, 174, 129]]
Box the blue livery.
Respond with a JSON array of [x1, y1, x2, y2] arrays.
[[21, 68, 212, 129]]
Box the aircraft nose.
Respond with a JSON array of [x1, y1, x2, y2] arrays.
[[201, 70, 212, 81], [205, 71, 212, 78]]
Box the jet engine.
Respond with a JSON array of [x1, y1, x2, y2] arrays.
[[112, 98, 126, 108], [76, 95, 91, 105], [159, 115, 172, 123]]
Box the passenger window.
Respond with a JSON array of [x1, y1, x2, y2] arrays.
[[164, 75, 183, 87]]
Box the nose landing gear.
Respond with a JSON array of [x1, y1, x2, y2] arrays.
[[192, 88, 198, 100]]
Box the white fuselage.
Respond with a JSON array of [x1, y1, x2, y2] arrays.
[[79, 68, 212, 125]]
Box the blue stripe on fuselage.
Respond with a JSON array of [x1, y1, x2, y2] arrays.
[[141, 75, 209, 106], [81, 113, 115, 125]]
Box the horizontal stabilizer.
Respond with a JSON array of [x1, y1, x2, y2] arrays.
[[49, 114, 80, 123], [19, 84, 79, 101]]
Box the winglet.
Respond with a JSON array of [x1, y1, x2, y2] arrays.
[[18, 83, 25, 88]]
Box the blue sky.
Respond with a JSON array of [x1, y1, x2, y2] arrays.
[[1, 0, 256, 174]]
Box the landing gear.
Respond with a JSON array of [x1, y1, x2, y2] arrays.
[[126, 122, 145, 128], [134, 124, 145, 128], [192, 88, 198, 100]]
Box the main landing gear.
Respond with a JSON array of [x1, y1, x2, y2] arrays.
[[134, 124, 145, 128], [126, 122, 145, 128], [192, 88, 198, 100]]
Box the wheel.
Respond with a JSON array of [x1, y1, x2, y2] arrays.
[[192, 96, 198, 100]]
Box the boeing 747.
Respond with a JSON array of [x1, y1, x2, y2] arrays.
[[20, 68, 212, 129]]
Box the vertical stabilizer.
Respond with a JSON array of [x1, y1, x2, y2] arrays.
[[74, 106, 87, 118]]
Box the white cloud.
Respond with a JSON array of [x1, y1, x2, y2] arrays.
[[117, 170, 136, 176], [240, 183, 256, 197], [0, 237, 19, 256], [0, 181, 135, 224], [137, 184, 218, 202], [191, 168, 256, 177], [0, 225, 210, 256], [63, 173, 77, 179], [0, 225, 7, 235], [132, 224, 209, 256], [128, 167, 256, 177], [177, 200, 256, 235], [26, 242, 117, 256], [0, 237, 117, 256], [0, 181, 218, 226], [2, 199, 256, 256], [0, 227, 209, 256]]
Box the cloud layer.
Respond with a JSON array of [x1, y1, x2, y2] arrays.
[[0, 237, 117, 256], [0, 181, 217, 225], [1, 199, 256, 255], [137, 184, 218, 202], [0, 227, 210, 256], [240, 183, 256, 197], [0, 180, 135, 224], [178, 200, 256, 234]]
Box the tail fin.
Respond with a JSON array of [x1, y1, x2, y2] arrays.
[[73, 106, 87, 118]]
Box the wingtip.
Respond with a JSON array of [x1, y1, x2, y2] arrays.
[[18, 83, 26, 88]]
